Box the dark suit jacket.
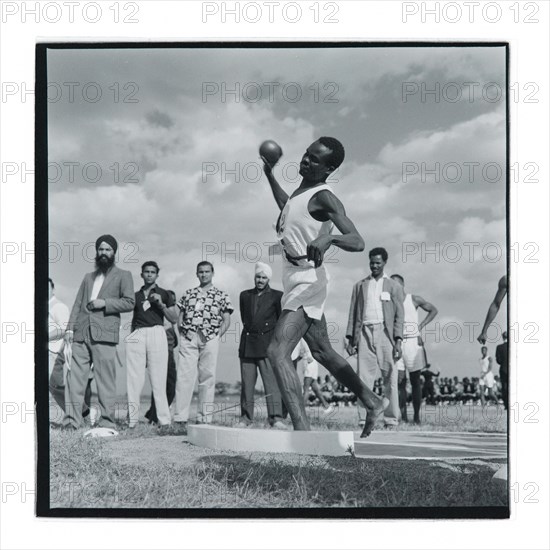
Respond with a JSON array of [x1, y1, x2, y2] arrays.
[[68, 265, 135, 344], [346, 275, 405, 347], [239, 286, 283, 359], [495, 342, 508, 373]]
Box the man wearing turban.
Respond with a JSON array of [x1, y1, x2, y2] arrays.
[[62, 234, 135, 430], [236, 262, 285, 429]]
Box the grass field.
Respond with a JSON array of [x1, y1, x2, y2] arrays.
[[49, 397, 507, 510]]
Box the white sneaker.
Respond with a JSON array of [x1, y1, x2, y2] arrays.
[[323, 404, 335, 415]]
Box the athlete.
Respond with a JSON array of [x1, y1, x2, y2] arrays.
[[262, 137, 386, 437], [390, 274, 438, 424]]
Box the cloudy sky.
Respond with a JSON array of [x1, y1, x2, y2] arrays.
[[47, 45, 507, 384]]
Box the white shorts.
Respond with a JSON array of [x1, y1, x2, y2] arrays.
[[400, 337, 425, 373], [303, 359, 319, 379], [281, 261, 329, 321], [482, 371, 495, 388]]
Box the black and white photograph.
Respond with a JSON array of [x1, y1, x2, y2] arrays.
[[0, 0, 548, 547], [37, 42, 511, 517]]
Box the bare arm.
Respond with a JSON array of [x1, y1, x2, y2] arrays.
[[413, 294, 439, 332], [219, 312, 231, 338], [163, 305, 178, 325], [262, 156, 288, 211], [478, 275, 507, 344], [307, 190, 365, 267]]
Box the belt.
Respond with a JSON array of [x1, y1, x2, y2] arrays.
[[284, 249, 308, 266], [245, 329, 272, 336], [363, 321, 383, 326]]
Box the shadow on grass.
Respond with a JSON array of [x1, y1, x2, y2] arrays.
[[49, 422, 507, 510], [192, 453, 508, 509]]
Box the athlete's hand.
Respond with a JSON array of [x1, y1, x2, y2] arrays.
[[260, 155, 275, 176], [307, 235, 332, 268], [477, 332, 487, 345]]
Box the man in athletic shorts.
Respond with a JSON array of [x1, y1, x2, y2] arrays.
[[478, 346, 492, 406], [262, 137, 386, 437], [390, 274, 438, 424]]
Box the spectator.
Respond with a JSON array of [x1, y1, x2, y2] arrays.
[[421, 365, 440, 405], [126, 262, 177, 432], [145, 291, 179, 425], [297, 341, 335, 414], [236, 263, 285, 429], [173, 262, 233, 433], [390, 274, 437, 424], [472, 377, 481, 403], [461, 377, 473, 403], [63, 235, 135, 430], [49, 278, 92, 422], [346, 247, 404, 428], [453, 376, 463, 403], [483, 359, 499, 405], [479, 346, 492, 406], [495, 331, 508, 410]]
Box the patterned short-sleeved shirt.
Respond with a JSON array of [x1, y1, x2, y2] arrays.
[[178, 286, 234, 341]]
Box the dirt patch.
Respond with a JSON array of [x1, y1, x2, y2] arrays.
[[103, 435, 223, 468]]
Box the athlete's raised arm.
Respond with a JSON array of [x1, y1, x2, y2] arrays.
[[477, 275, 508, 344], [261, 155, 288, 211]]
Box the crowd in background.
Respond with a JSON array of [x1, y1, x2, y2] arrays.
[[295, 371, 506, 408]]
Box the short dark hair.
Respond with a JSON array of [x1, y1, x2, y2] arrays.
[[390, 273, 404, 284], [197, 261, 214, 273], [141, 261, 160, 273], [318, 136, 345, 169], [48, 278, 54, 289], [502, 331, 508, 340], [369, 247, 388, 262]]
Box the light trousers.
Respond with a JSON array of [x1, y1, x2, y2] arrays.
[[65, 335, 117, 429], [174, 332, 219, 423], [357, 323, 399, 425], [126, 326, 171, 426]]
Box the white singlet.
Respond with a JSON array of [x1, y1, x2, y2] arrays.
[[276, 184, 334, 320], [398, 293, 425, 373], [403, 294, 420, 337]]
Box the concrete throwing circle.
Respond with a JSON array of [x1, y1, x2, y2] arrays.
[[354, 431, 506, 460]]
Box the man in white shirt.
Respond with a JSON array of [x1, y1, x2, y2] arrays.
[[49, 278, 93, 424], [479, 346, 492, 406], [346, 248, 404, 428], [48, 278, 69, 375]]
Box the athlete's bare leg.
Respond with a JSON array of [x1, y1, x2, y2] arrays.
[[267, 309, 312, 430], [302, 314, 386, 437]]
